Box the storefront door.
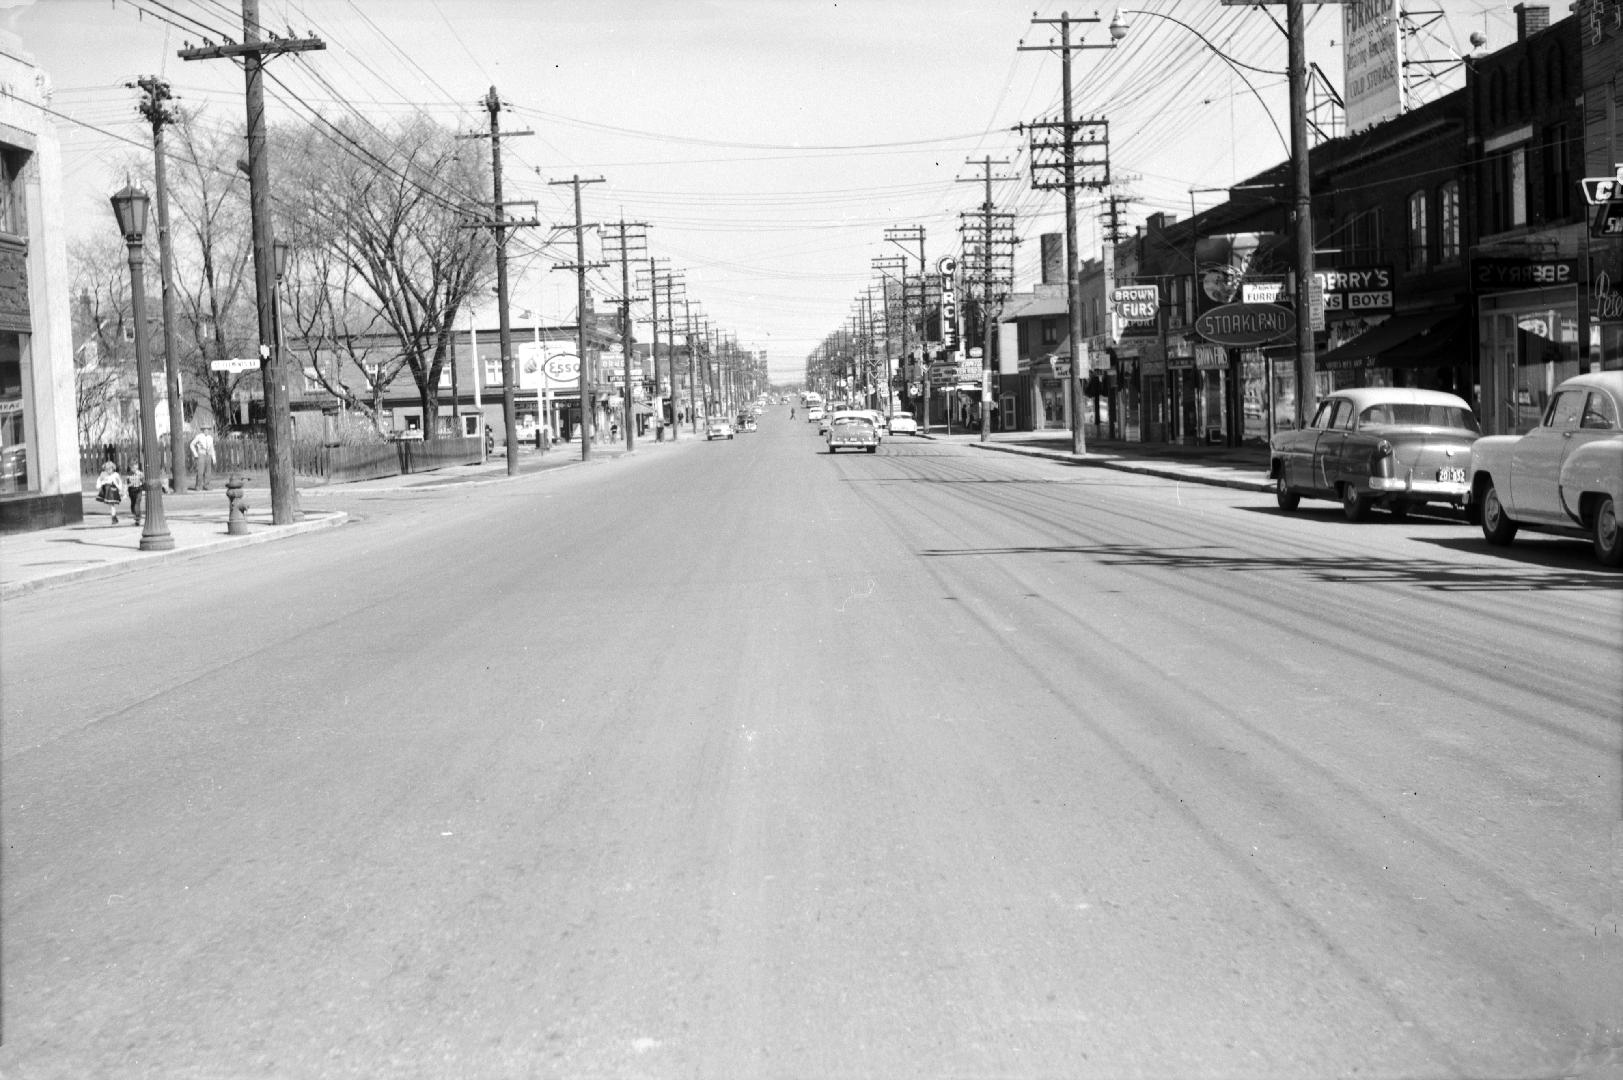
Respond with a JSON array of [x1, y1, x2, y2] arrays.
[[1479, 287, 1580, 435]]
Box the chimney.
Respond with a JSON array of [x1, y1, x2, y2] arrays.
[[1040, 234, 1064, 285], [1514, 4, 1549, 39]]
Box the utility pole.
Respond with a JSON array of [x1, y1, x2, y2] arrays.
[[549, 175, 606, 461], [872, 255, 907, 417], [958, 156, 1018, 442], [1020, 10, 1118, 456], [132, 76, 187, 492], [1287, 0, 1317, 427], [883, 226, 926, 428], [602, 218, 647, 452], [180, 0, 324, 523], [461, 87, 536, 476]]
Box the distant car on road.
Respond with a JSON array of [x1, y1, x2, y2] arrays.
[[885, 412, 919, 436], [704, 416, 735, 441], [806, 407, 825, 423], [1468, 370, 1623, 566], [825, 411, 880, 453], [1270, 387, 1479, 520]]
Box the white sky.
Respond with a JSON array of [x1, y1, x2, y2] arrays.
[[15, 0, 1518, 384]]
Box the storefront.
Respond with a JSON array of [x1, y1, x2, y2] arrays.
[[1472, 255, 1582, 435], [0, 41, 79, 533], [1029, 356, 1071, 431]]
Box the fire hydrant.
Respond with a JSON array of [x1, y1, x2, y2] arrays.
[[225, 474, 250, 535]]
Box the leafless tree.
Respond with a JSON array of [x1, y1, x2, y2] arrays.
[[278, 114, 493, 439]]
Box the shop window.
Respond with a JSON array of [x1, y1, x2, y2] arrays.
[[0, 331, 26, 494], [1438, 181, 1461, 263], [1407, 190, 1429, 272]]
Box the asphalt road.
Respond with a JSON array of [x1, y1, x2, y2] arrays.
[[3, 408, 1619, 1079]]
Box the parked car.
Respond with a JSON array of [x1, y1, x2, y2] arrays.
[[806, 407, 825, 423], [818, 411, 833, 435], [1467, 370, 1623, 566], [825, 411, 880, 453], [704, 416, 735, 441], [1270, 387, 1479, 520], [886, 412, 920, 436]]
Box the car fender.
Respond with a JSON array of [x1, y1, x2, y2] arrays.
[[1467, 435, 1519, 511], [1559, 437, 1623, 525]]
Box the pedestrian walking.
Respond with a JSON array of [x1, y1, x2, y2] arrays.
[[93, 460, 126, 525], [189, 426, 216, 490], [126, 461, 145, 526]]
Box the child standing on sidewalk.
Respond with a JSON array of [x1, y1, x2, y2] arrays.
[[94, 460, 126, 525]]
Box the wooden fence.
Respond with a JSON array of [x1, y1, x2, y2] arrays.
[[81, 436, 482, 485]]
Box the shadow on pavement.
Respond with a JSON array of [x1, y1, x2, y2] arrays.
[[919, 542, 1619, 592]]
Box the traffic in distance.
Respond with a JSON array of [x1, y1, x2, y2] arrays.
[[779, 374, 1623, 568]]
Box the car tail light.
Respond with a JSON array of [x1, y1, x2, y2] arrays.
[[1370, 439, 1394, 476]]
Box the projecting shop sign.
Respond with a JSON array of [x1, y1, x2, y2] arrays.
[[1343, 0, 1402, 134], [1193, 302, 1296, 347], [1314, 266, 1393, 314]]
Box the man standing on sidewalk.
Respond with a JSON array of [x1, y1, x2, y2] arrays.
[[189, 426, 216, 491]]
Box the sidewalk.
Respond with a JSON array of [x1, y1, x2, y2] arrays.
[[917, 427, 1273, 493], [0, 436, 654, 599]]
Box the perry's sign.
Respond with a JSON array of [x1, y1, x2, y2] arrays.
[[1193, 302, 1296, 347]]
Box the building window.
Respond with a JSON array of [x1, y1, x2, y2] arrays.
[[1040, 318, 1058, 346], [1485, 145, 1528, 233], [1439, 182, 1461, 263], [1539, 124, 1573, 223], [1346, 207, 1383, 262], [0, 149, 27, 238], [1407, 190, 1429, 272]]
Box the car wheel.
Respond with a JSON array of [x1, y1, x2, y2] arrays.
[[1340, 483, 1371, 522], [1480, 481, 1517, 546], [827, 446, 836, 454], [866, 445, 876, 453], [1275, 473, 1299, 511], [1593, 495, 1622, 567], [1387, 501, 1410, 520]]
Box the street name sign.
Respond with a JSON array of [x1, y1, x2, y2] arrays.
[[210, 357, 259, 373]]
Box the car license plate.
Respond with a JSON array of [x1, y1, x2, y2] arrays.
[[1437, 467, 1465, 484]]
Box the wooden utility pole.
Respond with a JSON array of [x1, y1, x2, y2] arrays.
[[601, 218, 647, 451], [180, 0, 323, 523], [461, 88, 537, 476], [1287, 0, 1318, 427], [883, 226, 926, 428], [1020, 10, 1117, 456], [549, 175, 606, 461], [958, 156, 1018, 442], [132, 76, 188, 492]]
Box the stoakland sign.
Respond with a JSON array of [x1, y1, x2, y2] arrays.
[[1194, 302, 1296, 347]]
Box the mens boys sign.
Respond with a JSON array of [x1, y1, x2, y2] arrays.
[[1194, 302, 1296, 348], [1314, 265, 1393, 313]]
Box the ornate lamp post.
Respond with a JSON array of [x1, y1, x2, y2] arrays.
[[110, 184, 173, 551]]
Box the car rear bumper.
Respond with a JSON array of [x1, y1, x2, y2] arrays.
[[1368, 475, 1469, 502]]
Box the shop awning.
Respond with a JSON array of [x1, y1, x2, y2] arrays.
[[1316, 309, 1459, 370]]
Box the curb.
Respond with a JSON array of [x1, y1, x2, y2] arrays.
[[0, 511, 349, 600], [920, 433, 1273, 493]]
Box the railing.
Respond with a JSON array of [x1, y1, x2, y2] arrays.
[[81, 436, 483, 485]]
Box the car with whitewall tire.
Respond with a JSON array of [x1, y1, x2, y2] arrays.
[[1467, 371, 1623, 567]]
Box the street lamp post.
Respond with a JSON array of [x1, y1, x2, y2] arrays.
[[110, 185, 174, 552]]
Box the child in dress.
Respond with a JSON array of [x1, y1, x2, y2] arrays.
[[94, 460, 127, 525]]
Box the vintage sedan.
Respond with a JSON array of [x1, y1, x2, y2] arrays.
[[886, 412, 920, 435], [1467, 370, 1623, 566], [1270, 387, 1479, 520], [825, 411, 880, 453], [704, 416, 735, 441]]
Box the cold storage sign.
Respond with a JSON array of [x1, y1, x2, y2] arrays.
[[1344, 0, 1401, 134]]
